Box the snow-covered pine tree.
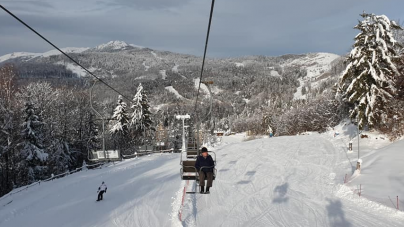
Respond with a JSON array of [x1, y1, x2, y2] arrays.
[[19, 102, 48, 184], [131, 83, 154, 133], [338, 12, 402, 128], [47, 88, 76, 175], [86, 112, 100, 153], [110, 95, 129, 135], [0, 63, 18, 195], [131, 85, 142, 130], [110, 95, 130, 153], [47, 139, 72, 175]]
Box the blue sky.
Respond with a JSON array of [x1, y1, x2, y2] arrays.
[[1, 0, 404, 57]]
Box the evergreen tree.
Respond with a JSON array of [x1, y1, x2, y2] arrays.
[[18, 102, 48, 184], [338, 12, 402, 128], [86, 112, 100, 152], [0, 64, 18, 195], [47, 88, 75, 175], [48, 139, 72, 175], [110, 95, 129, 152], [131, 83, 154, 134], [110, 95, 129, 134]]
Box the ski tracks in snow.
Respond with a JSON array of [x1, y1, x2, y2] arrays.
[[180, 134, 404, 227]]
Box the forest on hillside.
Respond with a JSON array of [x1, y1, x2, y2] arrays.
[[0, 13, 403, 197]]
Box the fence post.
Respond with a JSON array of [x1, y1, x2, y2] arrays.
[[344, 174, 347, 184], [397, 196, 399, 210], [356, 160, 362, 171], [359, 184, 361, 197]]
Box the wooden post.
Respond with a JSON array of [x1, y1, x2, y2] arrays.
[[356, 159, 362, 171], [398, 196, 399, 210], [359, 184, 361, 197]]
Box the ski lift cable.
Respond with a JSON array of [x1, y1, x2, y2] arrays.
[[193, 0, 215, 115], [0, 5, 132, 102]]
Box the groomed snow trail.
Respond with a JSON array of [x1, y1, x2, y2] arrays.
[[181, 134, 404, 227], [2, 134, 403, 227], [0, 154, 182, 227]]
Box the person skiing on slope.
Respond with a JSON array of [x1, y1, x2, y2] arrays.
[[97, 181, 107, 201], [195, 147, 215, 194]]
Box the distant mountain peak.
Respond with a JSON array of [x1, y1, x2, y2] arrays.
[[93, 40, 142, 51], [96, 40, 128, 49]]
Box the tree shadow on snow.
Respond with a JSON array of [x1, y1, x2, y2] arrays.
[[272, 183, 289, 203], [326, 198, 352, 227], [341, 123, 357, 139]]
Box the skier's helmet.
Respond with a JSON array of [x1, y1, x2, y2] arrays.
[[201, 147, 208, 153]]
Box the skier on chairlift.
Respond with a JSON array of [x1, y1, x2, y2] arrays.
[[195, 147, 215, 194], [97, 181, 108, 201]]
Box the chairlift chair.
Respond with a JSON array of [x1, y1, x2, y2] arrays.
[[186, 137, 198, 158], [180, 149, 217, 183]]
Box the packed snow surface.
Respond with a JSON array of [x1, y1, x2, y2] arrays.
[[289, 53, 340, 100], [210, 85, 223, 94], [353, 140, 404, 199], [0, 154, 181, 227], [172, 64, 179, 72], [234, 62, 244, 67], [288, 53, 340, 79], [1, 132, 403, 227], [270, 70, 281, 77], [179, 133, 403, 226], [142, 61, 150, 71], [55, 62, 88, 77], [330, 121, 404, 209], [194, 79, 210, 97], [160, 70, 168, 80], [151, 51, 163, 60], [165, 86, 185, 100]]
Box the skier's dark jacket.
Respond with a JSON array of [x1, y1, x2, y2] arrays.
[[195, 155, 215, 172]]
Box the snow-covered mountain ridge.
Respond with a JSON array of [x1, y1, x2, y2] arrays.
[[0, 41, 344, 112], [0, 41, 340, 81], [0, 47, 89, 63], [0, 41, 145, 63]]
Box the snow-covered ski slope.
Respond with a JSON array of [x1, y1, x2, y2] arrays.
[[180, 133, 404, 226], [331, 121, 404, 210], [1, 133, 403, 227], [0, 154, 181, 227]]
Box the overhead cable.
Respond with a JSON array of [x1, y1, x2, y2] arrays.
[[0, 5, 132, 101]]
